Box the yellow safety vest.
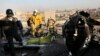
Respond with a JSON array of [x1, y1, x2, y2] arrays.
[[30, 15, 42, 31]]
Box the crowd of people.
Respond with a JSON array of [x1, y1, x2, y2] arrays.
[[0, 9, 56, 56], [0, 9, 100, 56]]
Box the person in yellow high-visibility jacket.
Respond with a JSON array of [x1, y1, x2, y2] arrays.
[[30, 10, 42, 36]]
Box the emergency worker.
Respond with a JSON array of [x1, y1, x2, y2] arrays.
[[29, 10, 42, 37]]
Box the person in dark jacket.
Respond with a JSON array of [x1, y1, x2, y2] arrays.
[[63, 11, 100, 56], [1, 9, 23, 56]]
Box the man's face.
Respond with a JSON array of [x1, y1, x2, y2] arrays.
[[7, 14, 13, 17], [33, 11, 37, 16]]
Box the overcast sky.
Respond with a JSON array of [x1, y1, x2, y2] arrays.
[[0, 0, 100, 12]]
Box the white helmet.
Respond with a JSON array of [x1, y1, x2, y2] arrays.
[[34, 10, 38, 13], [33, 10, 38, 15]]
